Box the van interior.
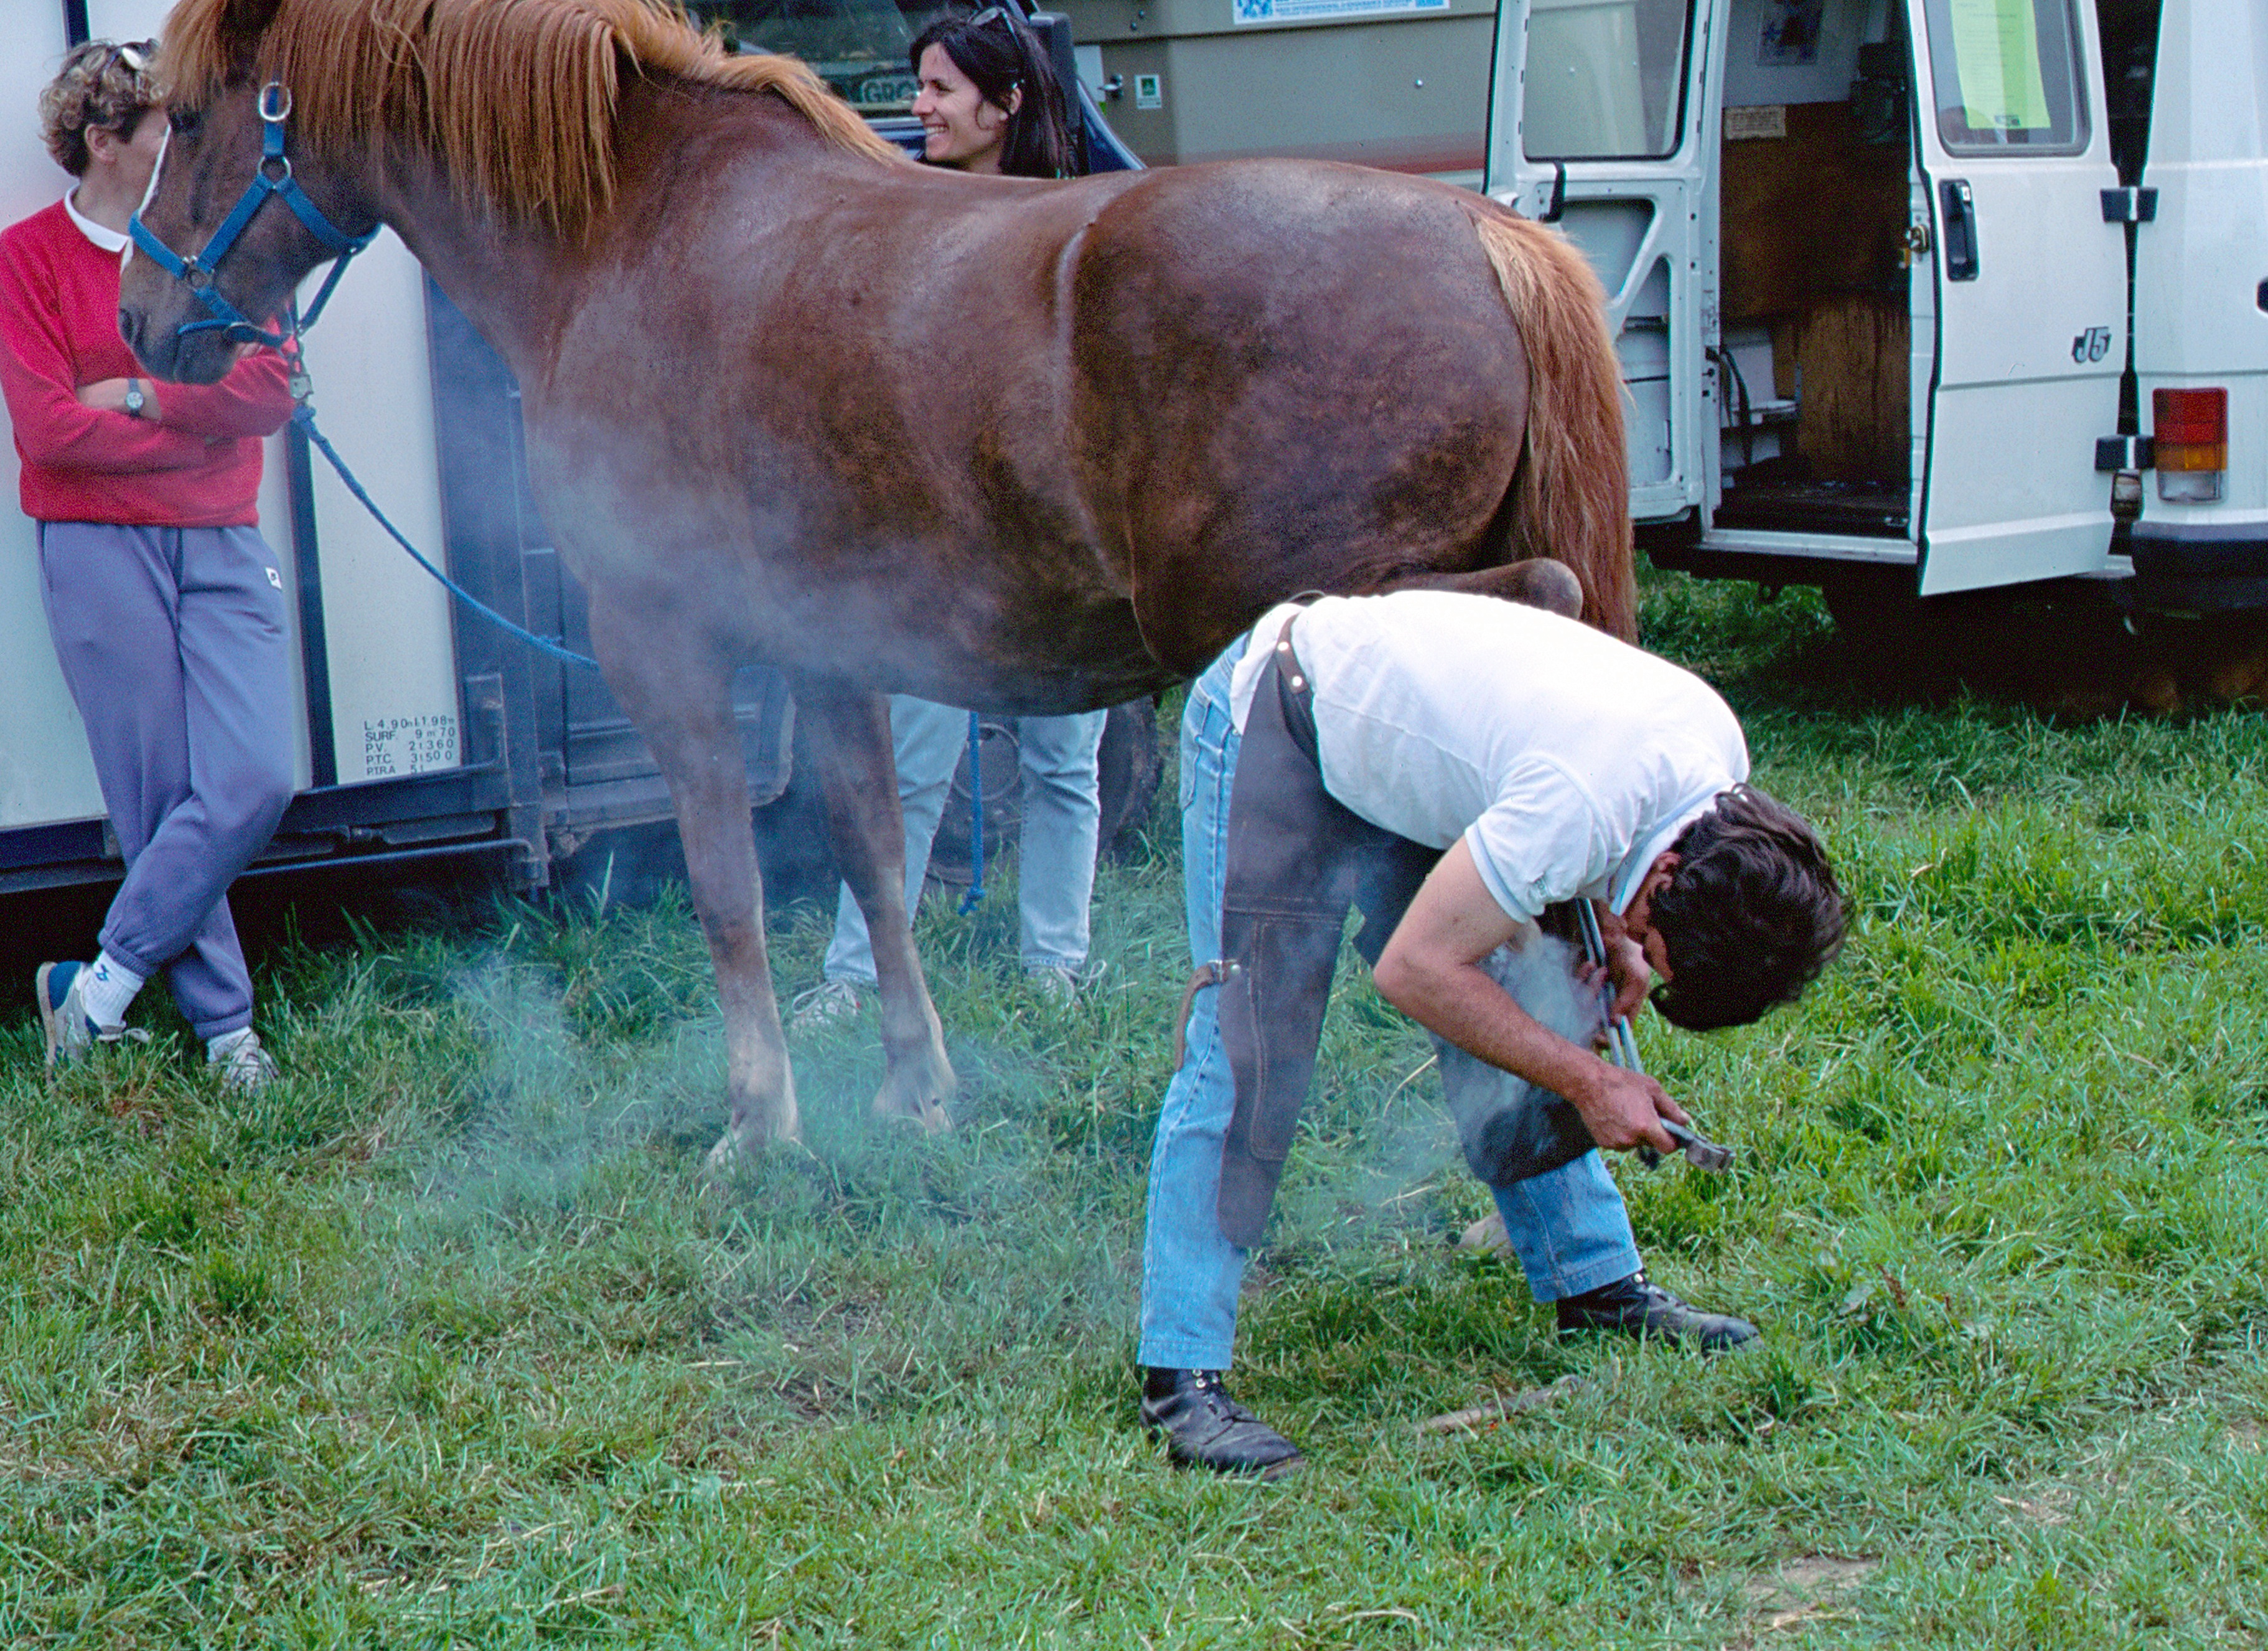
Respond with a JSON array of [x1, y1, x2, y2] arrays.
[[1710, 0, 1911, 539]]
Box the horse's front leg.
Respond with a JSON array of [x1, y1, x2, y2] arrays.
[[587, 597, 799, 1158], [794, 679, 957, 1131]]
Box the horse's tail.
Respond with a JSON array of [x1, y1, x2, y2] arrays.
[[1473, 212, 1637, 642]]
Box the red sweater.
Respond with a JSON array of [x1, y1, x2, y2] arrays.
[[0, 198, 294, 526]]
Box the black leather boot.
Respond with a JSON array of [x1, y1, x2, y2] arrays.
[[1140, 1368, 1305, 1479], [1555, 1271, 1758, 1352]]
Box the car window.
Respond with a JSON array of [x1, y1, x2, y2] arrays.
[[1523, 0, 1695, 161], [1918, 0, 2090, 154], [695, 0, 954, 114]]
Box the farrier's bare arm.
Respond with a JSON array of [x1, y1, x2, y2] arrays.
[[1371, 839, 1684, 1155]]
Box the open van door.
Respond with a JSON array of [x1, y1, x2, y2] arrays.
[[1905, 0, 2125, 595], [1486, 0, 1723, 525]]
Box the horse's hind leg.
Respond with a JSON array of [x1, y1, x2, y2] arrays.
[[587, 597, 799, 1158], [794, 679, 957, 1132]]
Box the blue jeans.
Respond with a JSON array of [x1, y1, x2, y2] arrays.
[[1136, 639, 1642, 1371], [825, 697, 1108, 982]]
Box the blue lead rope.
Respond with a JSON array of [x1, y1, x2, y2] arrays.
[[301, 396, 994, 901], [294, 339, 995, 899], [958, 710, 985, 911], [291, 403, 601, 672]]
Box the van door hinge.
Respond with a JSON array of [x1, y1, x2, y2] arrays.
[[1528, 161, 1567, 223], [2100, 187, 2158, 223], [2096, 435, 2154, 471]]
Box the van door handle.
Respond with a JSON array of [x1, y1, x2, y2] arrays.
[[1939, 178, 1979, 281]]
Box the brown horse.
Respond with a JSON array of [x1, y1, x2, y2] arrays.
[[121, 0, 1634, 1160]]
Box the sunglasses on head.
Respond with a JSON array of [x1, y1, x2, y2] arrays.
[[965, 6, 1021, 31], [103, 40, 152, 76]]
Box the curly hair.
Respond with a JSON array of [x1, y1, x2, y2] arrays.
[[1647, 784, 1848, 1032], [38, 39, 159, 178]]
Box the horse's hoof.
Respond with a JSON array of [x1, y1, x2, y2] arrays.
[[872, 1046, 957, 1135], [704, 1112, 802, 1169], [874, 1093, 952, 1133]]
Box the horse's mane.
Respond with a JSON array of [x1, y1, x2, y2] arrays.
[[157, 0, 904, 239]]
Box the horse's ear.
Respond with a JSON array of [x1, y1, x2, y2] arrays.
[[213, 0, 287, 54]]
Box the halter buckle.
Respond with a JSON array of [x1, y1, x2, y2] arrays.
[[258, 82, 293, 123]]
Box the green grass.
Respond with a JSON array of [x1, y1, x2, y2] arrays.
[[5, 571, 2266, 1647]]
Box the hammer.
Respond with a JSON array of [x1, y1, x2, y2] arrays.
[[1572, 903, 1732, 1174]]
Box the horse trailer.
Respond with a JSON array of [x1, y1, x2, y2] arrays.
[[1483, 0, 2266, 618], [2, 0, 1146, 908]]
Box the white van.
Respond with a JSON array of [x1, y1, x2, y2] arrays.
[[1484, 0, 2266, 620]]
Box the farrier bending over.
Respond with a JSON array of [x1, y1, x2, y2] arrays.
[[1138, 588, 1846, 1478]]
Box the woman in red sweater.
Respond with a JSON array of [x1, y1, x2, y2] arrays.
[[2, 40, 299, 1089]]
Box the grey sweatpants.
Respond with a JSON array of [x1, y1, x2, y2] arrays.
[[37, 522, 296, 1040]]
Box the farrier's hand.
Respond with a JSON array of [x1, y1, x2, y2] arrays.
[[1568, 1058, 1687, 1155]]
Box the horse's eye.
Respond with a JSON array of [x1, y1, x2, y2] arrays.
[[167, 107, 201, 136]]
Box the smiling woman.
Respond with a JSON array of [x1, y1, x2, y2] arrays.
[[799, 6, 1099, 1022], [907, 5, 1072, 178]]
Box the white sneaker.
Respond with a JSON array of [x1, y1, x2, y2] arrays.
[[34, 961, 146, 1069], [789, 979, 865, 1032], [1028, 966, 1080, 1004], [207, 1028, 278, 1093]]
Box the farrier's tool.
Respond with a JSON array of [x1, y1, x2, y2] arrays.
[[1573, 902, 1731, 1174]]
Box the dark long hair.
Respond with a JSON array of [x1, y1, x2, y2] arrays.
[[908, 7, 1075, 179]]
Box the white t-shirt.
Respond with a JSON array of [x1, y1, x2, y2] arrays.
[[1228, 590, 1748, 922]]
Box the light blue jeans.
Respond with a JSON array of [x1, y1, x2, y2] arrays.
[[824, 696, 1109, 982], [1137, 639, 1642, 1371]]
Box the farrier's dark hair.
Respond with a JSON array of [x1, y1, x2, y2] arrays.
[[1647, 784, 1847, 1032], [909, 7, 1075, 180]]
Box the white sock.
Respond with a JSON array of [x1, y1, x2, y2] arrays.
[[79, 951, 145, 1027]]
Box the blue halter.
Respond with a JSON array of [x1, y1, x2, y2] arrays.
[[128, 82, 377, 349]]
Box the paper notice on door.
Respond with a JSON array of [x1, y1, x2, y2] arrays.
[[1946, 0, 2050, 132]]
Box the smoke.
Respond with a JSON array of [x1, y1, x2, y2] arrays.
[[1273, 933, 1606, 1246]]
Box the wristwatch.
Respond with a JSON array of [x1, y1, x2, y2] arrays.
[[122, 378, 145, 419]]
